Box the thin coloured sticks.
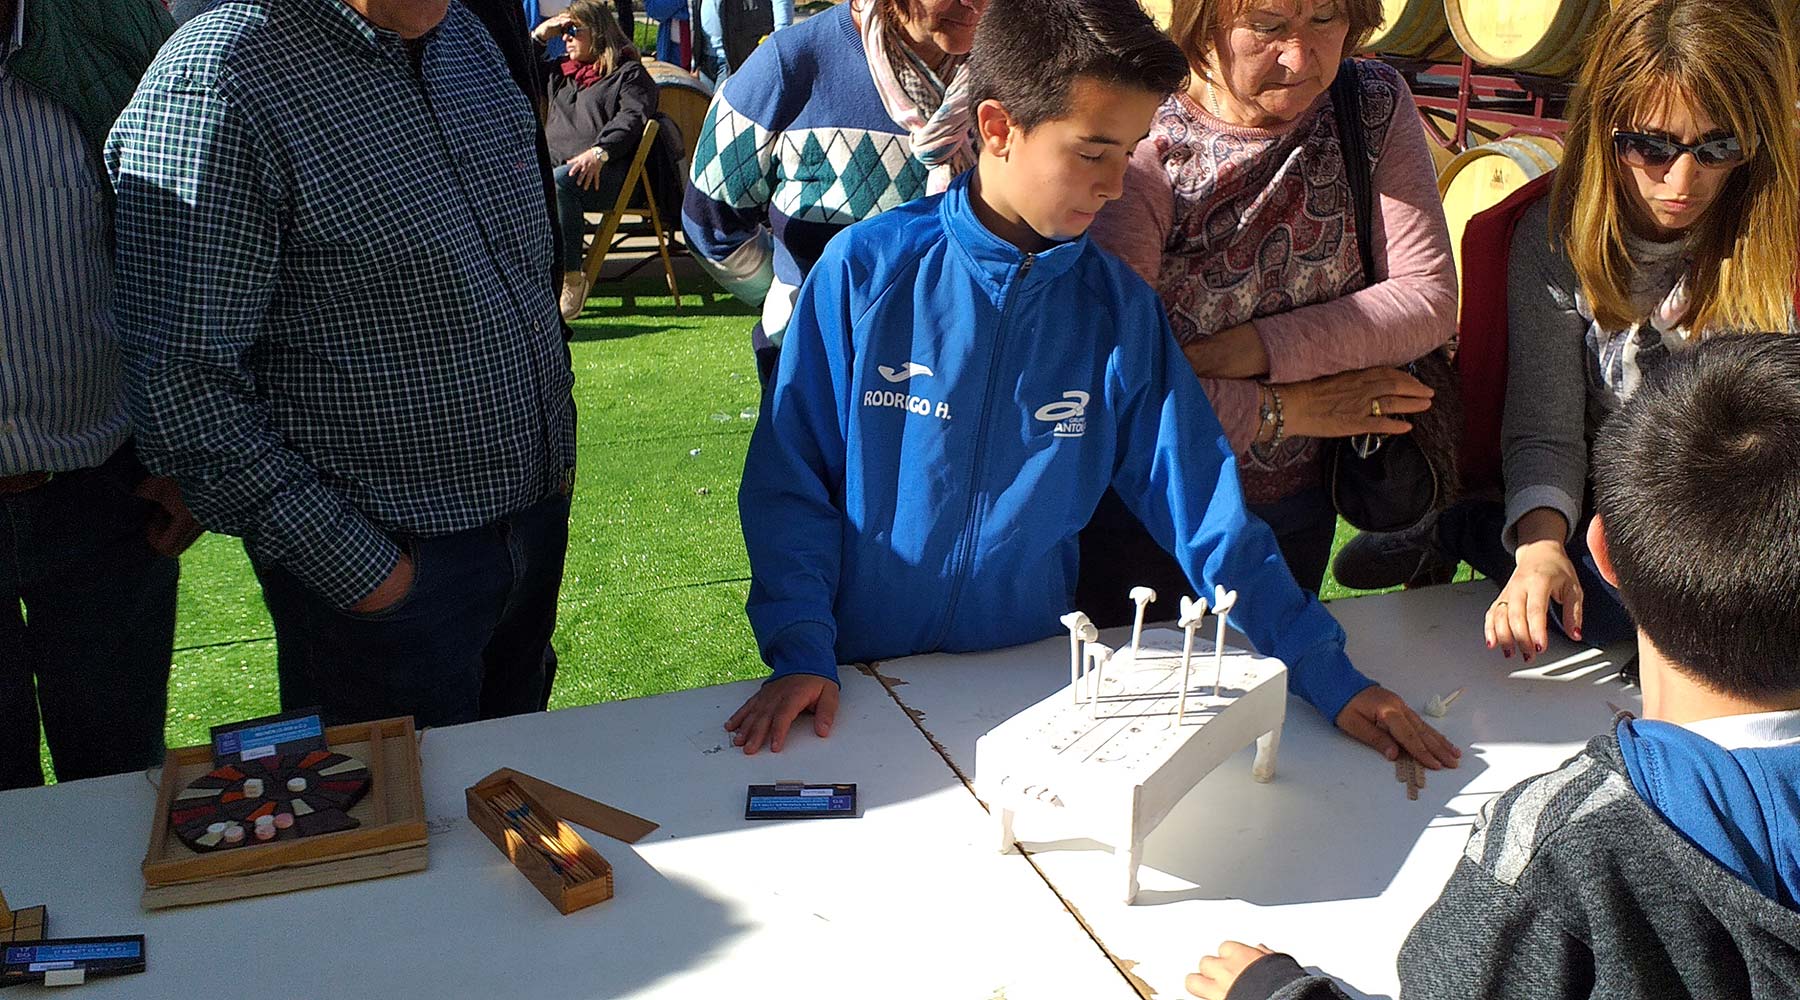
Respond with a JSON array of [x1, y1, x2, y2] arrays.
[[491, 788, 597, 883]]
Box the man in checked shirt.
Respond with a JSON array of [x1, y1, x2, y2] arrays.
[[108, 0, 579, 729]]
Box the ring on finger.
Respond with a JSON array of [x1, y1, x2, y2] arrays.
[[1370, 398, 1383, 418], [1493, 600, 1508, 609]]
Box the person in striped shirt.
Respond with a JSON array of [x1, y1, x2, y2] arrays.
[[0, 0, 198, 790]]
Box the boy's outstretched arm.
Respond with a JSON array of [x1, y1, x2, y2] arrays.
[[730, 249, 858, 754], [1109, 299, 1459, 769]]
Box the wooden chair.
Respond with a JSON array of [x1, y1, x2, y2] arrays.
[[578, 118, 680, 309]]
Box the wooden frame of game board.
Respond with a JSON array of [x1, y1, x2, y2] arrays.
[[140, 716, 428, 909], [466, 773, 614, 914]]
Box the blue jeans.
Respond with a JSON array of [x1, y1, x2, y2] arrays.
[[1436, 498, 1635, 647], [251, 492, 571, 728], [554, 161, 633, 273], [0, 445, 177, 789]]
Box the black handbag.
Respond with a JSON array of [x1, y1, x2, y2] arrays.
[[1326, 61, 1461, 534]]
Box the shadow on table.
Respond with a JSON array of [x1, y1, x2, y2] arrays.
[[350, 857, 752, 998]]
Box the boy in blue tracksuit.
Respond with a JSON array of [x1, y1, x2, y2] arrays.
[[726, 0, 1460, 773]]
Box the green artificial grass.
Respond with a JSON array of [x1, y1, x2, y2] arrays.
[[31, 277, 1472, 782]]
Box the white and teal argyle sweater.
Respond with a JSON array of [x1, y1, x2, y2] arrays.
[[681, 3, 932, 349]]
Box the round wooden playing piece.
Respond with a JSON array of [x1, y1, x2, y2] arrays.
[[274, 812, 295, 829], [206, 822, 227, 835], [168, 750, 372, 853]]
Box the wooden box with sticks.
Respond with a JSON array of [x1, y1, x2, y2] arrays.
[[466, 775, 615, 914], [141, 716, 429, 910]]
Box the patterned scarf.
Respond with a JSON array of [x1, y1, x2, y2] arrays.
[[1585, 268, 1695, 401], [857, 4, 976, 195]]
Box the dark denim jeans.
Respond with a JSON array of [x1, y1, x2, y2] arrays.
[[1436, 498, 1635, 647], [553, 160, 632, 272], [1075, 485, 1335, 629], [251, 492, 571, 729], [0, 445, 177, 789]]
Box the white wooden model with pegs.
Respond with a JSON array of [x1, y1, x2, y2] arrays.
[[978, 588, 1286, 904]]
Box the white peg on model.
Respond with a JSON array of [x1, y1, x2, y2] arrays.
[[1211, 586, 1239, 697], [1060, 611, 1091, 704], [1174, 595, 1207, 727], [1126, 586, 1157, 659]]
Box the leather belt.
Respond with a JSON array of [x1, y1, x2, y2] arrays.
[[0, 471, 52, 494]]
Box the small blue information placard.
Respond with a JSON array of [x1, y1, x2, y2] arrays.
[[743, 783, 858, 820], [210, 707, 327, 764], [1, 936, 147, 985]]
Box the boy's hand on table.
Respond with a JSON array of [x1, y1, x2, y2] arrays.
[[1336, 687, 1461, 770], [725, 675, 839, 755], [1187, 941, 1275, 998]]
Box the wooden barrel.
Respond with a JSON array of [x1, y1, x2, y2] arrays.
[[1445, 0, 1607, 77], [1438, 135, 1564, 286], [1362, 0, 1460, 61], [643, 59, 714, 169]]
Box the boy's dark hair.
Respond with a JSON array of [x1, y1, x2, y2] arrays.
[[967, 0, 1189, 131], [1593, 334, 1800, 698]]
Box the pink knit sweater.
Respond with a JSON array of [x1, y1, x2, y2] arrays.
[[1089, 60, 1456, 504]]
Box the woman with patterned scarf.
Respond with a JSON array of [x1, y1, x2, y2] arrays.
[[1334, 0, 1800, 664], [681, 0, 986, 382], [1074, 0, 1457, 626]]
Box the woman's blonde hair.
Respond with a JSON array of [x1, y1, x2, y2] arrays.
[[563, 0, 636, 77], [1166, 0, 1383, 78], [1553, 0, 1800, 332]]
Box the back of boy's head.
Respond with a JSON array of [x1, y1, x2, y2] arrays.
[[967, 0, 1189, 131], [1593, 333, 1800, 699]]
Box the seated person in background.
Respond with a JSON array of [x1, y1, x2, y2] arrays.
[[1189, 334, 1800, 1000], [532, 2, 658, 319], [1331, 0, 1800, 663], [727, 0, 1460, 775]]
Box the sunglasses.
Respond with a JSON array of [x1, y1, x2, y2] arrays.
[[562, 24, 588, 38], [1612, 129, 1746, 169]]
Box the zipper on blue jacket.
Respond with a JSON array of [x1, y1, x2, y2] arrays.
[[930, 251, 1035, 650]]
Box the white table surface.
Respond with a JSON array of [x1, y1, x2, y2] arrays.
[[0, 670, 1137, 999], [869, 583, 1640, 999]]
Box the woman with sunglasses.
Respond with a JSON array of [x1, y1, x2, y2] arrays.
[[1336, 0, 1800, 662], [533, 2, 660, 319]]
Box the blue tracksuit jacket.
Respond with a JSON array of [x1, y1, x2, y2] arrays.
[[739, 173, 1375, 721]]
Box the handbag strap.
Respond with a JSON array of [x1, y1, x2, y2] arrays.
[[1330, 59, 1376, 287]]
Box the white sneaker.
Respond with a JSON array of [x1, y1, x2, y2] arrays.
[[559, 271, 590, 321]]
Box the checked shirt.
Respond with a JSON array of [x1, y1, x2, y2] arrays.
[[107, 0, 575, 607]]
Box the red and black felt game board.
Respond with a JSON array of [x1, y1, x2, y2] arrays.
[[168, 751, 371, 852]]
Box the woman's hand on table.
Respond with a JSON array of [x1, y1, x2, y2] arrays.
[[1487, 536, 1582, 663], [566, 147, 609, 190], [1335, 686, 1461, 769], [1279, 367, 1433, 439], [1183, 323, 1269, 379], [1186, 941, 1276, 999], [724, 674, 839, 755]]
